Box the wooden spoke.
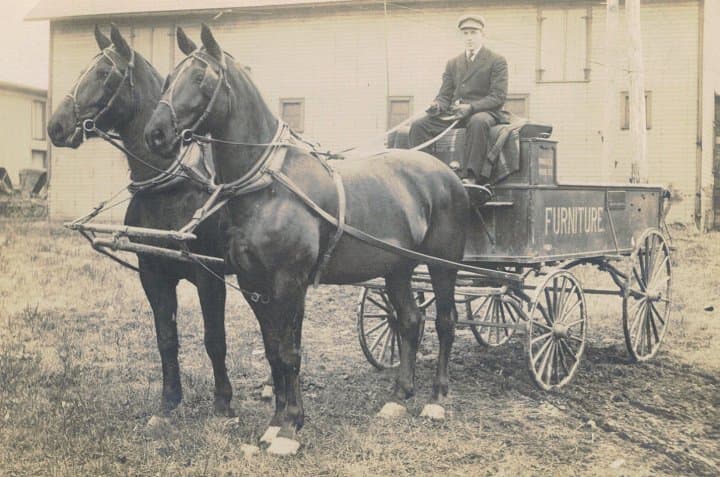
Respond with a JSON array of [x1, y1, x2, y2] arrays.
[[557, 341, 570, 376], [540, 340, 556, 384], [365, 319, 390, 336], [556, 282, 577, 322], [564, 317, 586, 330], [632, 266, 647, 292], [559, 337, 578, 365], [378, 327, 390, 363], [649, 301, 666, 326], [370, 326, 390, 353], [531, 335, 554, 368], [362, 313, 389, 319], [629, 300, 648, 340], [544, 286, 556, 323], [537, 303, 554, 327], [531, 331, 553, 345], [530, 318, 553, 332], [366, 296, 391, 314], [565, 334, 584, 345]]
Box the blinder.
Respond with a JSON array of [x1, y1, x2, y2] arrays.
[[103, 67, 125, 93], [199, 65, 220, 98]]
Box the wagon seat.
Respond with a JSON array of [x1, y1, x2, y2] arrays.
[[388, 120, 553, 206]]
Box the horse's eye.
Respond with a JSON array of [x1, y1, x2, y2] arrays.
[[193, 73, 204, 85], [97, 69, 110, 79]]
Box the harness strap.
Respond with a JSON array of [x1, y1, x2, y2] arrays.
[[313, 170, 346, 287], [268, 169, 522, 284]]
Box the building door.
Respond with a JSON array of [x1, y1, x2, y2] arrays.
[[713, 95, 720, 228]]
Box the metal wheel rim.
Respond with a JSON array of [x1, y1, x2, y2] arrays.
[[526, 270, 587, 391], [466, 294, 520, 347], [623, 229, 672, 362]]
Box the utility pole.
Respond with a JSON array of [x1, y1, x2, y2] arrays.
[[626, 0, 647, 183], [601, 0, 619, 181]]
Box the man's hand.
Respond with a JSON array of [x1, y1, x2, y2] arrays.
[[451, 103, 473, 119], [425, 101, 443, 116]]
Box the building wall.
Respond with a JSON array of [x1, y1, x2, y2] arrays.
[[48, 0, 702, 222], [0, 87, 47, 187]]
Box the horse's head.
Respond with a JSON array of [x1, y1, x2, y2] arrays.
[[145, 24, 231, 158], [47, 24, 138, 148]]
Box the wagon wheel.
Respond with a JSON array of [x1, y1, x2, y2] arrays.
[[623, 229, 672, 362], [465, 292, 523, 347], [356, 287, 430, 370], [526, 270, 587, 390]]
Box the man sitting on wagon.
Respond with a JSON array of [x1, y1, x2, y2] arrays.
[[408, 14, 511, 185]]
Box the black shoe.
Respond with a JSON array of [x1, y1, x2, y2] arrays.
[[463, 183, 493, 206]]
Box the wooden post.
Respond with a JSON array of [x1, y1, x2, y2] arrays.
[[626, 0, 648, 183], [601, 0, 620, 180]]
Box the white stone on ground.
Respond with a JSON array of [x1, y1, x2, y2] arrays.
[[377, 402, 407, 419], [240, 444, 260, 458], [146, 415, 173, 437], [267, 437, 300, 456], [259, 426, 281, 444], [420, 403, 446, 421], [261, 385, 274, 401]]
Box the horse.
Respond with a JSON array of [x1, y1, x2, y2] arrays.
[[144, 24, 469, 455], [47, 24, 236, 418]]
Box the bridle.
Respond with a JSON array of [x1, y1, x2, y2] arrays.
[[65, 47, 136, 140], [64, 46, 215, 194], [157, 49, 231, 147]]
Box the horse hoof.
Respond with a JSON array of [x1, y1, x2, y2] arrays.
[[420, 403, 446, 421], [377, 402, 407, 419], [259, 426, 281, 444], [267, 437, 300, 456], [260, 385, 274, 402]]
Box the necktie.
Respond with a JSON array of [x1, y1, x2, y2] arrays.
[[467, 49, 474, 62]]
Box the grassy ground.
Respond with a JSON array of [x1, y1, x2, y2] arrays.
[[0, 220, 718, 476]]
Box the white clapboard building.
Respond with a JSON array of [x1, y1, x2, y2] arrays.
[[27, 0, 720, 227]]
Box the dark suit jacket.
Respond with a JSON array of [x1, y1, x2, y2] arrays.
[[435, 46, 510, 123]]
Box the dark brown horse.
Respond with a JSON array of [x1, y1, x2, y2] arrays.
[[144, 25, 469, 455], [47, 25, 235, 417]]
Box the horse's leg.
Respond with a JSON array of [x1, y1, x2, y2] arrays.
[[196, 271, 233, 416], [250, 276, 307, 455], [139, 268, 182, 414], [248, 297, 286, 444], [379, 266, 421, 417], [421, 265, 458, 420]]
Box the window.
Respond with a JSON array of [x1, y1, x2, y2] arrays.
[[32, 100, 46, 140], [387, 96, 413, 129], [31, 150, 47, 170], [537, 7, 592, 82], [504, 94, 529, 117], [280, 98, 304, 133], [621, 91, 652, 130]]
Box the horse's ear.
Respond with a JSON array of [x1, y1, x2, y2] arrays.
[[200, 23, 223, 63], [109, 23, 132, 60], [176, 27, 197, 56], [94, 25, 111, 51]]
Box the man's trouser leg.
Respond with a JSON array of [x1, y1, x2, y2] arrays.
[[409, 115, 450, 153], [464, 112, 497, 182]]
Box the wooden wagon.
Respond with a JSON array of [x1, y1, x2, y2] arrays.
[[357, 124, 672, 390]]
